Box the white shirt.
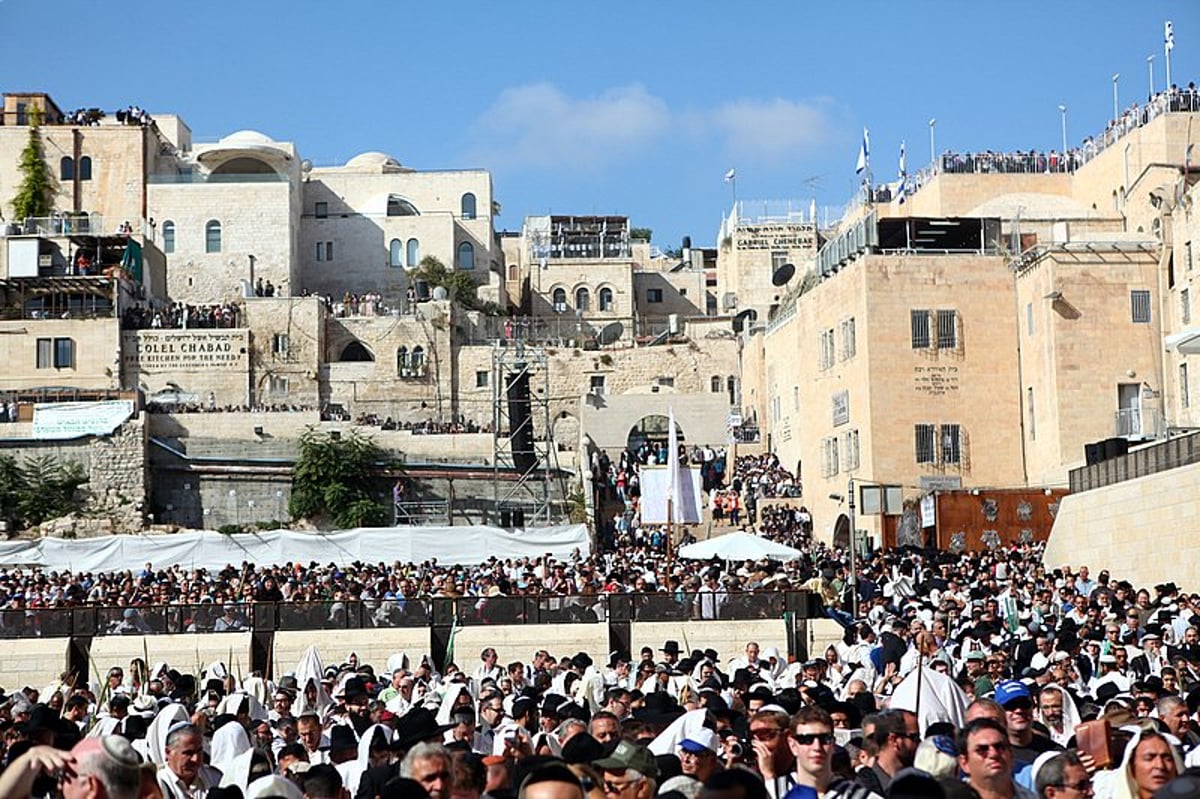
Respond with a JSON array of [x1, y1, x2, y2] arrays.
[[156, 764, 222, 799]]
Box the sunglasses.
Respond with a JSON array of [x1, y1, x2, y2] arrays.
[[791, 732, 835, 746], [750, 728, 784, 740], [972, 742, 1011, 756]]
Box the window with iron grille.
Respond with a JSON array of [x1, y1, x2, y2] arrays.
[[940, 423, 962, 464], [841, 317, 857, 360], [911, 310, 931, 348], [1182, 288, 1191, 325], [915, 423, 936, 463], [842, 430, 860, 471], [1131, 289, 1152, 323], [272, 334, 290, 357], [936, 309, 958, 349]]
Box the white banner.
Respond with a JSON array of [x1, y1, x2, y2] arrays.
[[640, 466, 703, 524], [31, 400, 135, 440]]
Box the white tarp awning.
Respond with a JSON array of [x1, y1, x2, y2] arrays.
[[678, 531, 804, 562], [1164, 328, 1200, 354], [0, 524, 590, 572]]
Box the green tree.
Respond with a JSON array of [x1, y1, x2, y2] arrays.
[[0, 455, 87, 528], [630, 227, 653, 242], [412, 255, 481, 311], [289, 428, 390, 528], [11, 109, 53, 221]]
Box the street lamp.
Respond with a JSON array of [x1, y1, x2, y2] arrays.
[[928, 118, 937, 169], [1112, 73, 1120, 121], [1058, 105, 1068, 157]]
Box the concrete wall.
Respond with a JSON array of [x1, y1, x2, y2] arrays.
[[451, 623, 609, 667], [1044, 461, 1200, 586], [89, 632, 255, 680], [0, 638, 71, 695]]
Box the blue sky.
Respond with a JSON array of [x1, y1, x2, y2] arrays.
[[1, 1, 1196, 247]]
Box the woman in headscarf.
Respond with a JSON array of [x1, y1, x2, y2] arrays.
[[1100, 728, 1182, 799]]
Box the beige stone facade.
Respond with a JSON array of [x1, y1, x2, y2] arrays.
[[715, 203, 820, 317]]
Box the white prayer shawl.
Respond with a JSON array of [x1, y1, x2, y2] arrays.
[[339, 723, 393, 796], [145, 703, 190, 766], [242, 676, 270, 707], [87, 716, 123, 738], [293, 645, 331, 716], [220, 748, 255, 791], [386, 652, 410, 675], [887, 664, 969, 735], [211, 722, 252, 774], [1037, 683, 1082, 747], [437, 683, 471, 725], [246, 774, 304, 799], [217, 692, 269, 723], [573, 665, 606, 712], [648, 708, 708, 756], [1103, 728, 1184, 799]]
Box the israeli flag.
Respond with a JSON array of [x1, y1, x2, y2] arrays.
[[856, 127, 870, 174], [1166, 20, 1174, 51], [897, 140, 908, 204]]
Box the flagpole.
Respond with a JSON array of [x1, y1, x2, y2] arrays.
[[1165, 21, 1173, 91]]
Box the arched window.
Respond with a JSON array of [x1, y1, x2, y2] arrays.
[[599, 287, 614, 311], [79, 156, 92, 181], [389, 239, 403, 268], [397, 346, 409, 373], [552, 288, 567, 312], [411, 346, 425, 373], [162, 221, 176, 254], [406, 238, 420, 268], [711, 376, 722, 393], [576, 287, 590, 312], [205, 220, 222, 253], [461, 193, 477, 219], [339, 341, 374, 361], [457, 242, 475, 270], [60, 157, 74, 181]]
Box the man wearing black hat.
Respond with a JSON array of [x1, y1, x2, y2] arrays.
[[660, 642, 682, 667]]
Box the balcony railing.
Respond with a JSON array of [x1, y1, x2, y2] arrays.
[[6, 214, 104, 237], [1070, 431, 1200, 493], [0, 591, 822, 639], [147, 172, 289, 184], [1115, 407, 1164, 439]]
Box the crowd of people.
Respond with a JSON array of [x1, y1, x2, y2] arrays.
[[4, 534, 1200, 798], [123, 302, 243, 330], [354, 416, 492, 435], [0, 399, 20, 423], [114, 105, 153, 126], [145, 402, 317, 415]]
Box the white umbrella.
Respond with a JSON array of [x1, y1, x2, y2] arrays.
[[678, 532, 804, 562]]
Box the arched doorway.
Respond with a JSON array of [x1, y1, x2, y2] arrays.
[[339, 341, 374, 361], [832, 513, 850, 549], [626, 414, 685, 455]]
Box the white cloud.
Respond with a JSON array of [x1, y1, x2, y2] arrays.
[[710, 98, 834, 161], [469, 83, 670, 170]]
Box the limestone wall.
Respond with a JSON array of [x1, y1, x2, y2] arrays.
[[1044, 461, 1200, 586], [0, 318, 121, 392]]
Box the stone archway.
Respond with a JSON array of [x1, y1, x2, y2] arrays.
[[625, 414, 685, 456], [553, 412, 581, 451]]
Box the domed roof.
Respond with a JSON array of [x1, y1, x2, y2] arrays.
[[967, 192, 1095, 219], [345, 151, 405, 171], [219, 129, 277, 145]]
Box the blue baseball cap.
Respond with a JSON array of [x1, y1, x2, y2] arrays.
[[994, 680, 1031, 707]]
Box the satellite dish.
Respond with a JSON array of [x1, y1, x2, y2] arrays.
[[771, 262, 796, 286], [598, 321, 624, 345], [300, 159, 313, 174], [431, 286, 449, 301], [732, 308, 758, 333]]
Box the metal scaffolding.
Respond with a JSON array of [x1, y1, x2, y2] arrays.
[[490, 342, 563, 526]]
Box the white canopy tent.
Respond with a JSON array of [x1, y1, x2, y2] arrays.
[[0, 524, 590, 572], [677, 531, 804, 562]]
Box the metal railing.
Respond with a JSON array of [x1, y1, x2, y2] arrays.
[[1069, 431, 1200, 493], [1114, 408, 1164, 439], [0, 591, 821, 640], [7, 214, 105, 237], [147, 172, 289, 184], [462, 315, 678, 347]]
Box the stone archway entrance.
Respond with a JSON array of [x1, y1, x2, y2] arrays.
[[625, 414, 685, 456]]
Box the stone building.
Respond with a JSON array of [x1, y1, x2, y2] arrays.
[[741, 105, 1199, 545]]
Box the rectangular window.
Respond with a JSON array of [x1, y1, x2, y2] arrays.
[[771, 251, 788, 270], [1026, 302, 1034, 336], [936, 309, 958, 349], [272, 333, 290, 356], [1027, 387, 1036, 440], [840, 317, 857, 360], [941, 423, 962, 464], [679, 288, 687, 297], [36, 338, 52, 369], [1131, 289, 1152, 323], [843, 429, 860, 471], [1182, 288, 1191, 325], [821, 436, 840, 477], [53, 337, 74, 368], [915, 423, 936, 464], [269, 376, 289, 396], [1187, 241, 1193, 272], [1182, 363, 1190, 409], [590, 375, 606, 395], [316, 241, 333, 262], [647, 288, 663, 303], [476, 370, 489, 388], [314, 201, 328, 219], [911, 309, 931, 348], [656, 376, 674, 388]]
